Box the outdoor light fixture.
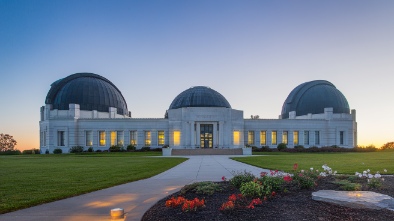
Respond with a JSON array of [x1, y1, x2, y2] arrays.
[[110, 208, 124, 219]]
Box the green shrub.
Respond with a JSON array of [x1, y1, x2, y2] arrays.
[[277, 143, 287, 151], [181, 181, 221, 195], [240, 181, 263, 198], [70, 146, 84, 153], [229, 171, 256, 188], [0, 150, 21, 155], [140, 146, 151, 152], [109, 145, 122, 152], [258, 176, 284, 192], [23, 150, 33, 154], [95, 149, 102, 153], [53, 148, 62, 154], [127, 145, 136, 151], [87, 147, 94, 152], [292, 172, 316, 189], [260, 146, 272, 152], [45, 149, 49, 154], [367, 178, 383, 189], [294, 145, 304, 150], [333, 180, 362, 191]]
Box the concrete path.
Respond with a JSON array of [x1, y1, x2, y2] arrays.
[[0, 155, 268, 221]]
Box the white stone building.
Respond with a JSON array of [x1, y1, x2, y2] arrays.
[[39, 73, 357, 153]]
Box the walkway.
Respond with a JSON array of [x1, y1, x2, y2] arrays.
[[0, 155, 268, 221]]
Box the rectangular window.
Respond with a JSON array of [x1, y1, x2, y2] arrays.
[[44, 131, 46, 146], [130, 131, 137, 145], [117, 131, 124, 146], [145, 131, 151, 146], [57, 131, 65, 146], [99, 131, 106, 146], [293, 131, 299, 145], [86, 131, 93, 146], [315, 131, 320, 145], [158, 130, 165, 145], [110, 131, 117, 146], [304, 131, 309, 145], [247, 131, 255, 145], [260, 131, 266, 145], [233, 131, 240, 145], [340, 131, 344, 145], [173, 131, 181, 146], [282, 131, 288, 145], [271, 131, 277, 145]]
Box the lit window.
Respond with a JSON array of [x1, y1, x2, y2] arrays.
[[233, 131, 240, 145], [315, 131, 320, 145], [173, 131, 180, 146], [271, 131, 277, 145], [145, 131, 151, 146], [110, 131, 117, 146], [247, 131, 254, 145], [130, 131, 137, 145], [99, 131, 106, 146], [293, 131, 299, 145], [304, 131, 309, 145], [117, 131, 124, 146], [86, 131, 93, 146], [57, 131, 65, 146], [282, 131, 288, 145], [260, 131, 266, 145], [158, 130, 165, 145], [340, 131, 344, 145]]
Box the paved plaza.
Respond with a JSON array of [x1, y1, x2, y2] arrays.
[[0, 155, 268, 221]]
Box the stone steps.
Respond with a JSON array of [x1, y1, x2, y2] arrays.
[[172, 148, 243, 155]]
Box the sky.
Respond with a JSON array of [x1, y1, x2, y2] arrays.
[[0, 0, 393, 150]]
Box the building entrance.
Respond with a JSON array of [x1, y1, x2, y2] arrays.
[[200, 124, 213, 148]]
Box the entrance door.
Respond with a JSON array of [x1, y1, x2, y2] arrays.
[[200, 124, 213, 148]]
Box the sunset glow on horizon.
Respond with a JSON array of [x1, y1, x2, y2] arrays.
[[1, 0, 393, 151]]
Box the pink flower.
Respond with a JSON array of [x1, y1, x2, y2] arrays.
[[260, 172, 267, 177], [222, 176, 226, 181], [293, 163, 298, 171], [283, 175, 293, 182]]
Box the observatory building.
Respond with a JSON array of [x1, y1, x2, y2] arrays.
[[40, 73, 357, 153]]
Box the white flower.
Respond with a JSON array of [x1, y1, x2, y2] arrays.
[[374, 174, 381, 178], [367, 169, 370, 173], [368, 174, 373, 179], [358, 174, 362, 178], [355, 172, 360, 176], [319, 172, 327, 177], [301, 170, 305, 173], [382, 178, 385, 181], [334, 171, 337, 175], [384, 169, 387, 173], [363, 171, 367, 174], [310, 168, 313, 171]]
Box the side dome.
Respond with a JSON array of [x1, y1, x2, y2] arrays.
[[281, 80, 349, 119], [45, 73, 129, 115], [169, 86, 231, 109]]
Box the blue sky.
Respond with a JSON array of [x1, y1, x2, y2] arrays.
[[1, 0, 393, 150]]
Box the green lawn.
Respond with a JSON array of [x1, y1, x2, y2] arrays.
[[0, 152, 187, 214], [232, 151, 394, 175]]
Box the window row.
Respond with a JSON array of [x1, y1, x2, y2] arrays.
[[54, 130, 166, 147], [245, 130, 331, 146]]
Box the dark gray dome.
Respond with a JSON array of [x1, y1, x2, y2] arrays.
[[169, 86, 231, 109], [45, 73, 129, 115], [281, 80, 349, 119]]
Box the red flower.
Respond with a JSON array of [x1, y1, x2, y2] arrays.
[[222, 176, 226, 181], [293, 163, 298, 171], [260, 172, 267, 177], [228, 194, 237, 202], [271, 191, 276, 197], [283, 175, 293, 182]]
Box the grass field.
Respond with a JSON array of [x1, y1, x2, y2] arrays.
[[232, 151, 394, 175], [0, 152, 187, 214]]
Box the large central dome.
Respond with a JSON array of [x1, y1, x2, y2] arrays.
[[169, 86, 231, 109], [45, 73, 129, 115]]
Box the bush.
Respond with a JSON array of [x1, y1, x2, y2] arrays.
[[0, 150, 21, 155], [181, 181, 221, 195], [109, 145, 122, 152], [240, 181, 264, 198], [70, 146, 84, 153], [53, 148, 62, 154], [127, 144, 136, 151], [45, 149, 49, 154], [152, 148, 162, 152], [23, 149, 38, 154], [277, 143, 287, 151], [95, 149, 102, 152], [140, 146, 151, 152], [260, 146, 272, 152], [294, 145, 304, 151], [87, 147, 94, 152], [229, 171, 256, 188]]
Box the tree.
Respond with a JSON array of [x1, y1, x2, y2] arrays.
[[381, 142, 394, 150], [0, 133, 17, 152]]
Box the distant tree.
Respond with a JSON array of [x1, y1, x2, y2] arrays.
[[381, 142, 394, 150], [251, 115, 260, 119], [0, 133, 17, 152]]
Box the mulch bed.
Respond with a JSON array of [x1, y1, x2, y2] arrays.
[[142, 176, 394, 221]]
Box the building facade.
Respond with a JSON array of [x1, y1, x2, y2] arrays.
[[39, 73, 357, 153]]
